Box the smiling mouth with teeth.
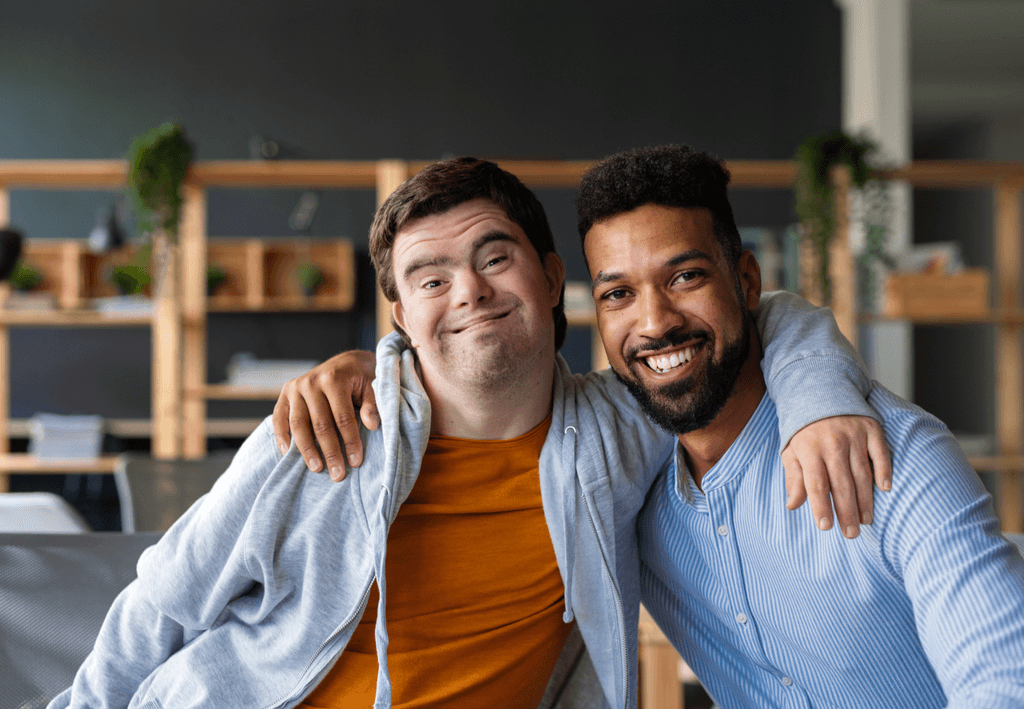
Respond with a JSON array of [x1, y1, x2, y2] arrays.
[[644, 345, 698, 373]]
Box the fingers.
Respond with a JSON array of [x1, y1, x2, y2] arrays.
[[272, 395, 292, 457], [824, 447, 862, 539], [783, 415, 894, 539], [306, 390, 350, 481], [287, 395, 324, 475], [781, 448, 807, 511], [359, 386, 381, 431], [320, 389, 362, 473], [867, 421, 893, 493], [848, 438, 874, 526], [800, 455, 836, 533]]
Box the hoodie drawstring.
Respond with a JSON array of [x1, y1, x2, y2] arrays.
[[372, 484, 392, 708], [561, 425, 578, 623]]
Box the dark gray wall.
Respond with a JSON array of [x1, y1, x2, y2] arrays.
[[1, 0, 842, 420]]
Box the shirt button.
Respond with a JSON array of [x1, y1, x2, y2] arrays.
[[736, 613, 748, 625], [716, 525, 729, 536], [781, 677, 793, 687]]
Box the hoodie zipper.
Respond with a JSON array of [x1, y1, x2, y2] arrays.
[[580, 489, 630, 709], [260, 577, 375, 709]]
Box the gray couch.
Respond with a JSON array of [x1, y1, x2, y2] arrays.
[[0, 533, 161, 709]]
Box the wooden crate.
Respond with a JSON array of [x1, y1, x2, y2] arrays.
[[207, 238, 355, 312], [8, 241, 82, 308], [883, 268, 990, 318]]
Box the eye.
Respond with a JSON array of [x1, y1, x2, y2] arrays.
[[673, 269, 704, 285], [600, 288, 630, 301], [483, 255, 508, 269], [422, 279, 444, 290]]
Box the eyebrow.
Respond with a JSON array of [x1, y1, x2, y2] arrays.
[[401, 230, 519, 283], [591, 248, 715, 290]]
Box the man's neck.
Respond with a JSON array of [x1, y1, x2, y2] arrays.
[[422, 348, 557, 440], [679, 342, 767, 489]]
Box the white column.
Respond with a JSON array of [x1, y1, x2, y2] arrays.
[[835, 0, 912, 399]]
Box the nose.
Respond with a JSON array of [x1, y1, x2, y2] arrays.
[[452, 269, 493, 306], [634, 288, 685, 340]]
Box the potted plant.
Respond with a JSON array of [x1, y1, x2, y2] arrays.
[[110, 263, 151, 296], [125, 122, 194, 297], [9, 261, 43, 292], [295, 263, 323, 297], [207, 265, 227, 296], [127, 122, 193, 243], [794, 130, 892, 307]]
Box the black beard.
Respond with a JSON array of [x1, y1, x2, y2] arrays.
[[613, 309, 754, 436]]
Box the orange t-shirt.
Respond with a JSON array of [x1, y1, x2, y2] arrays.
[[298, 413, 572, 709]]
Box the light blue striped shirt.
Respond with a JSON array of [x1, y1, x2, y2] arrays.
[[638, 386, 1024, 708]]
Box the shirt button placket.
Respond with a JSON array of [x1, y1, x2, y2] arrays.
[[716, 524, 729, 537]]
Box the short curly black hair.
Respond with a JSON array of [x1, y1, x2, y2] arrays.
[[576, 144, 742, 270]]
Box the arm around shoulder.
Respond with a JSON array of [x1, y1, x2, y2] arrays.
[[756, 290, 878, 446]]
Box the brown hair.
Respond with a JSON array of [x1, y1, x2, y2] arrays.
[[370, 157, 567, 349]]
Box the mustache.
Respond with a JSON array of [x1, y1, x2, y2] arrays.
[[625, 329, 711, 363]]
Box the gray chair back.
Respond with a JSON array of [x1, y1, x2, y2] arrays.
[[1005, 531, 1024, 557], [0, 493, 90, 533], [543, 628, 608, 708], [0, 532, 161, 709], [114, 453, 234, 533]]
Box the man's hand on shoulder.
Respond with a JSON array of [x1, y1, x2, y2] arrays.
[[272, 350, 380, 480], [781, 415, 892, 539]]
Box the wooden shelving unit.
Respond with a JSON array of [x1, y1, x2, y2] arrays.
[[0, 162, 152, 491], [2, 158, 1022, 533], [173, 163, 376, 458], [829, 163, 1024, 532]]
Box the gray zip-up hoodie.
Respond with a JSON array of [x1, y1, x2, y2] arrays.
[[51, 292, 875, 709]]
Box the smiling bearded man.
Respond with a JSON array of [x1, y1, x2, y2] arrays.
[[576, 144, 1024, 709], [614, 280, 753, 436]]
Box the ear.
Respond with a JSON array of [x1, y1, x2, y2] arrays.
[[736, 250, 762, 311], [543, 252, 566, 307], [392, 299, 417, 348]]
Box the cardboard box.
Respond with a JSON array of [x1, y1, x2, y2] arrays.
[[883, 268, 990, 318]]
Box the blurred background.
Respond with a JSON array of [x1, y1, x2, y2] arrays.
[[1, 0, 1022, 522], [4, 3, 1024, 707]]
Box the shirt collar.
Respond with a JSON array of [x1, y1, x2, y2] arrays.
[[671, 392, 778, 495]]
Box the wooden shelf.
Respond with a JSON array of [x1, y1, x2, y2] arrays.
[[0, 160, 127, 188], [566, 310, 597, 327], [192, 161, 378, 188], [206, 298, 354, 312], [201, 384, 282, 400], [858, 309, 1024, 325], [0, 310, 152, 327], [6, 417, 263, 439], [0, 453, 119, 474], [969, 455, 1024, 473]]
